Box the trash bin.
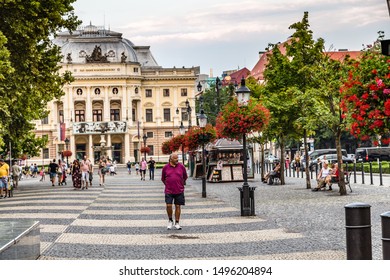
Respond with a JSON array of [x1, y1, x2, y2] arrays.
[[237, 186, 256, 216]]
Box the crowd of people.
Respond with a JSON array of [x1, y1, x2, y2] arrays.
[[126, 157, 156, 181]]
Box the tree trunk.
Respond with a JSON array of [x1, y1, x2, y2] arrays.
[[280, 138, 285, 185], [336, 128, 347, 195], [260, 143, 265, 180], [303, 129, 311, 189]]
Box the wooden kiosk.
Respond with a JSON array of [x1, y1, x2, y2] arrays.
[[202, 138, 254, 182]]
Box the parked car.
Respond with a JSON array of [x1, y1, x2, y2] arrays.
[[302, 149, 348, 170], [311, 154, 354, 170], [355, 147, 390, 162]]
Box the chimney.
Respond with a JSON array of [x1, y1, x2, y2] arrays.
[[259, 51, 266, 58], [210, 68, 213, 78]]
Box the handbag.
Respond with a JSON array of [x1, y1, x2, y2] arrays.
[[89, 172, 93, 181]]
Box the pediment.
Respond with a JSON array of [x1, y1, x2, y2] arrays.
[[144, 102, 154, 107], [161, 102, 172, 106]]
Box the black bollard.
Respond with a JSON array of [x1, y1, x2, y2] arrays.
[[381, 211, 390, 260], [345, 202, 372, 260], [369, 162, 373, 185], [379, 162, 383, 186]]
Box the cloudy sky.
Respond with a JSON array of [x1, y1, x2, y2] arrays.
[[73, 0, 390, 76]]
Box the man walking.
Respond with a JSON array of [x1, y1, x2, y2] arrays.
[[11, 161, 22, 190], [0, 159, 10, 198], [48, 159, 58, 187], [161, 153, 187, 230], [148, 157, 156, 180], [80, 156, 91, 190]]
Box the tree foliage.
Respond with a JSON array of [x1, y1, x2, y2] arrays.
[[261, 12, 325, 186], [0, 0, 80, 158]]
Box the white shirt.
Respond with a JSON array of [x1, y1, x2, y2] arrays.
[[320, 167, 331, 178]]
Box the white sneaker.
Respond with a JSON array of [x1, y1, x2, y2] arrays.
[[167, 221, 173, 230], [174, 223, 182, 230]]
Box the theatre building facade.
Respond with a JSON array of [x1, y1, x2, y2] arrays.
[[33, 24, 199, 164]]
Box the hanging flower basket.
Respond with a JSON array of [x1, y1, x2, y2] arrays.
[[161, 141, 172, 155], [184, 124, 217, 151], [140, 146, 151, 154], [216, 98, 270, 139], [21, 154, 28, 160], [62, 150, 72, 157]]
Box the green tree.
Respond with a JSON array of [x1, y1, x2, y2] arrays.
[[262, 12, 325, 186], [200, 82, 233, 126], [0, 0, 80, 158]]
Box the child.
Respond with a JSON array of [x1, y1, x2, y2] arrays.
[[135, 162, 139, 175], [39, 167, 46, 181]]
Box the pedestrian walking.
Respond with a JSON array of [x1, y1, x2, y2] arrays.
[[0, 159, 10, 198], [148, 157, 156, 180], [39, 166, 46, 182], [80, 156, 91, 190], [48, 159, 58, 187], [127, 160, 132, 174], [98, 159, 107, 186], [140, 157, 147, 180], [11, 161, 22, 190], [135, 162, 139, 175], [161, 153, 188, 230], [71, 159, 82, 190], [89, 160, 94, 186]]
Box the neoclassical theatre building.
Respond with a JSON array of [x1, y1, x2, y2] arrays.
[[33, 24, 199, 165]]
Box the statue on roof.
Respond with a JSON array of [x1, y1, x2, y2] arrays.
[[86, 45, 109, 63], [121, 52, 127, 63]]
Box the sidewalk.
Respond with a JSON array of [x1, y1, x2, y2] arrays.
[[0, 167, 388, 260]]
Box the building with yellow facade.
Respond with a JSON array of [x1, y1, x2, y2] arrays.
[[32, 24, 199, 165]]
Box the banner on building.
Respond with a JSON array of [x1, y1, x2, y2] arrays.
[[60, 122, 66, 141]]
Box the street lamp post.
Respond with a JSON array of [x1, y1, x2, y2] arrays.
[[197, 96, 208, 198], [64, 138, 70, 166], [215, 77, 222, 112], [142, 134, 148, 160], [179, 121, 186, 164], [235, 77, 254, 216], [185, 99, 192, 128]]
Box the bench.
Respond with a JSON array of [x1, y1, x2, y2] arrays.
[[267, 171, 281, 185], [329, 171, 352, 192]]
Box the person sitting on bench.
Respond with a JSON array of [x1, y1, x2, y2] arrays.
[[262, 161, 281, 183], [312, 161, 331, 191]]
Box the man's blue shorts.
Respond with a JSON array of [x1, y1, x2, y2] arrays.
[[165, 193, 185, 205]]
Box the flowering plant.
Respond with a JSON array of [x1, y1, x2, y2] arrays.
[[184, 124, 217, 151], [62, 150, 72, 157], [161, 141, 171, 155], [215, 98, 270, 139], [160, 135, 186, 155], [341, 48, 390, 145], [170, 135, 185, 152], [140, 146, 151, 154]]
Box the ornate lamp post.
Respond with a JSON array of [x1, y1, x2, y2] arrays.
[[197, 96, 208, 198], [179, 121, 186, 164], [64, 138, 70, 166], [235, 77, 253, 216], [142, 134, 148, 160], [185, 99, 192, 128], [215, 77, 222, 111]]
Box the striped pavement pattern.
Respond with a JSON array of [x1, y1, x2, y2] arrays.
[[0, 172, 345, 260]]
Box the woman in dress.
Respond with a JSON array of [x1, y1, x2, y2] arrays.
[[71, 160, 82, 190], [98, 159, 107, 186]]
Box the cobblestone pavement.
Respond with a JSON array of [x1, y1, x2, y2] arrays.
[[1, 167, 389, 260]]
